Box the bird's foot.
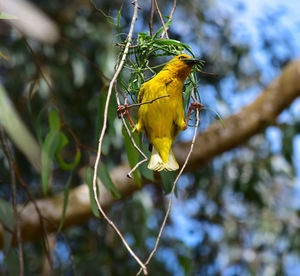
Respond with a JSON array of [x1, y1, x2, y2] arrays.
[[117, 104, 129, 119], [117, 104, 136, 129], [190, 102, 204, 111], [184, 102, 204, 130]]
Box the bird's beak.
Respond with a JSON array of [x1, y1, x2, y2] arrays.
[[184, 59, 200, 66]]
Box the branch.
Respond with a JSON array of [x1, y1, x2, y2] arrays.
[[126, 94, 170, 109], [0, 128, 24, 275], [1, 59, 300, 249], [161, 0, 176, 38], [0, 164, 140, 249], [154, 0, 169, 38], [149, 0, 155, 37]]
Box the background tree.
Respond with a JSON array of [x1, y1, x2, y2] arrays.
[[0, 0, 300, 275]]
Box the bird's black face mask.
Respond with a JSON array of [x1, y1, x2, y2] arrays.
[[184, 59, 200, 66]]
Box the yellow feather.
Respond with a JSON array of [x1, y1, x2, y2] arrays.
[[136, 54, 197, 171]]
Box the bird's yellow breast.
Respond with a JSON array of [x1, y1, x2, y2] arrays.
[[137, 73, 184, 143], [135, 54, 197, 170]]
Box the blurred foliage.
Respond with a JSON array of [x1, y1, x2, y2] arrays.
[[0, 0, 300, 275]]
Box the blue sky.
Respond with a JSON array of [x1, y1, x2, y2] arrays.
[[168, 1, 300, 274]]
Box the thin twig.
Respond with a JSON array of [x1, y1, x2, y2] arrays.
[[121, 113, 148, 178], [126, 95, 169, 110], [197, 70, 218, 77], [161, 0, 177, 38], [0, 128, 24, 276], [137, 89, 201, 275], [61, 37, 110, 85], [92, 1, 147, 274], [13, 164, 53, 269], [115, 42, 140, 49], [149, 0, 154, 37], [23, 38, 58, 103], [115, 86, 148, 179], [191, 93, 197, 102], [154, 0, 169, 39]]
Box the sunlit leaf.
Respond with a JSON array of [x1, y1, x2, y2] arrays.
[[55, 132, 81, 170], [0, 85, 41, 171], [49, 108, 60, 132], [41, 131, 60, 195], [117, 4, 123, 43], [0, 12, 18, 20]]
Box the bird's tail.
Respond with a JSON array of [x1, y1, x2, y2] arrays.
[[148, 146, 179, 171]]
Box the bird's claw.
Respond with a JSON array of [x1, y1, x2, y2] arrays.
[[117, 104, 128, 119], [184, 102, 203, 130], [190, 102, 203, 111], [117, 104, 136, 129]]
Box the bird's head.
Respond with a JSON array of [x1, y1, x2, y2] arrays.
[[162, 54, 201, 80]]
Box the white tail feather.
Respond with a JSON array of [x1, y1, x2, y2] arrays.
[[148, 147, 179, 171]]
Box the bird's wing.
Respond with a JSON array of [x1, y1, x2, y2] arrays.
[[137, 84, 145, 103]]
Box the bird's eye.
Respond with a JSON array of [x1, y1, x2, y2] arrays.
[[179, 56, 185, 60]]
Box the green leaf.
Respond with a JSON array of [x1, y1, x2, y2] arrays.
[[57, 172, 73, 232], [55, 133, 81, 170], [179, 254, 192, 275], [0, 12, 18, 20], [41, 131, 60, 195], [160, 170, 177, 194], [153, 26, 164, 38], [0, 85, 41, 171], [34, 106, 47, 145], [49, 108, 60, 132], [122, 126, 141, 186], [139, 142, 155, 181], [98, 162, 121, 199], [0, 198, 14, 254], [5, 249, 20, 276], [155, 39, 191, 51], [85, 167, 100, 217], [117, 4, 123, 43], [0, 198, 14, 230]]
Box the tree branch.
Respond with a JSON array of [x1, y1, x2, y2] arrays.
[[1, 59, 300, 248], [0, 164, 139, 249]]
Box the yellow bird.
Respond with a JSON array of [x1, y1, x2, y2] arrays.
[[135, 54, 201, 171]]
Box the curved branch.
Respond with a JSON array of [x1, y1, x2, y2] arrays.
[[1, 59, 300, 248]]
